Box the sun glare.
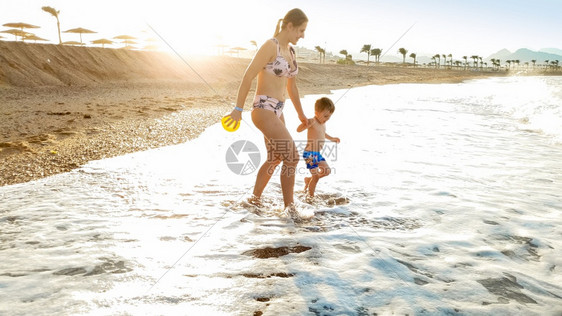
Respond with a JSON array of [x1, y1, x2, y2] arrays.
[[143, 1, 267, 57]]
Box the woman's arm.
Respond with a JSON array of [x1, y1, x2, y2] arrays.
[[287, 77, 308, 125], [228, 41, 276, 121], [296, 118, 314, 132]]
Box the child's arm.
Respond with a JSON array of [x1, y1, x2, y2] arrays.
[[325, 132, 340, 143], [297, 118, 314, 132]]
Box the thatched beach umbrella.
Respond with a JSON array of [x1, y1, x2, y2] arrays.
[[3, 22, 40, 32], [23, 34, 48, 43], [64, 27, 96, 43], [230, 46, 247, 57], [120, 40, 138, 49], [215, 44, 228, 55], [91, 38, 113, 48], [1, 29, 30, 41], [114, 35, 137, 47]]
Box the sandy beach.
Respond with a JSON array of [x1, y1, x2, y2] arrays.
[[1, 41, 508, 186]]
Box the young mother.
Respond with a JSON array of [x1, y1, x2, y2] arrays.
[[226, 8, 309, 212]]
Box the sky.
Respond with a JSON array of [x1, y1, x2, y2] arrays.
[[1, 0, 561, 60]]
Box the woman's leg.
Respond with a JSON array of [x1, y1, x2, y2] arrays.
[[252, 136, 282, 199], [252, 109, 299, 207]]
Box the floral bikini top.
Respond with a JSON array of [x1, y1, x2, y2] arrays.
[[264, 38, 298, 78]]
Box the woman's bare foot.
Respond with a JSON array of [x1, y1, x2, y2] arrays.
[[284, 203, 299, 219], [247, 195, 262, 207]]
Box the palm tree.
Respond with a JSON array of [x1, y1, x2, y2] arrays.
[[398, 48, 408, 64], [491, 58, 501, 70], [454, 60, 462, 69], [462, 56, 468, 70], [372, 48, 382, 63], [339, 49, 349, 60], [409, 53, 417, 67], [42, 6, 62, 45], [470, 55, 479, 68], [448, 54, 453, 68], [531, 59, 536, 69], [361, 44, 372, 65], [433, 54, 441, 68], [442, 54, 447, 68], [506, 60, 512, 70], [315, 46, 325, 64]]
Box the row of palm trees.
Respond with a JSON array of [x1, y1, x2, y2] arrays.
[[319, 44, 560, 71]]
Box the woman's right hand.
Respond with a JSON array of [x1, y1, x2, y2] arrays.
[[222, 108, 242, 131], [226, 109, 242, 123]]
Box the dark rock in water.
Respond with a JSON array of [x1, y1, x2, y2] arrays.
[[477, 274, 537, 304], [243, 245, 312, 259], [414, 277, 429, 285], [53, 267, 87, 276], [242, 272, 294, 278]]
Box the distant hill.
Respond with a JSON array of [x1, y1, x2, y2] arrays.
[[540, 48, 562, 56], [486, 48, 562, 63], [487, 49, 513, 61]]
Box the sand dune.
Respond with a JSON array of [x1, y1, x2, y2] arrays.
[[0, 41, 507, 186], [1, 41, 190, 86]]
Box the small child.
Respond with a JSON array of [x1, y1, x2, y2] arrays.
[[297, 97, 340, 197]]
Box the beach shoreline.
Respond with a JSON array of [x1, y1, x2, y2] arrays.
[[0, 42, 520, 186]]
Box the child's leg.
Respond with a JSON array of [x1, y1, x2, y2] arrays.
[[316, 161, 331, 179], [307, 161, 330, 197], [307, 174, 320, 197]]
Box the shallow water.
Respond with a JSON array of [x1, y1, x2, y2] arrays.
[[1, 76, 562, 315]]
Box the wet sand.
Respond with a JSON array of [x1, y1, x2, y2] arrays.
[[0, 41, 508, 186]]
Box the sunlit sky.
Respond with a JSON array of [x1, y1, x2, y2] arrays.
[[1, 0, 561, 60]]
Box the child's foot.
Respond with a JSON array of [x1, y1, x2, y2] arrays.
[[304, 177, 311, 193]]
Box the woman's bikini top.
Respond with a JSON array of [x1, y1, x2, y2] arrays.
[[263, 38, 298, 78]]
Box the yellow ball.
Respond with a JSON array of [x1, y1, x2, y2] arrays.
[[221, 115, 240, 132]]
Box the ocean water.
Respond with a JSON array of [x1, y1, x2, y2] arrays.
[[1, 76, 562, 315]]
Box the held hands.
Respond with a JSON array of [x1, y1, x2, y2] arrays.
[[296, 117, 312, 133]]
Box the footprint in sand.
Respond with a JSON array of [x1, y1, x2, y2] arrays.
[[0, 141, 35, 155], [53, 128, 80, 140], [27, 133, 58, 146]]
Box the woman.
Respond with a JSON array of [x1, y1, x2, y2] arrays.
[[226, 8, 309, 213]]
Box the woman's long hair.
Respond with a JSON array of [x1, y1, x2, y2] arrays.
[[273, 8, 308, 37]]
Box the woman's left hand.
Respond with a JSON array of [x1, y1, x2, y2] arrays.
[[298, 114, 309, 129]]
